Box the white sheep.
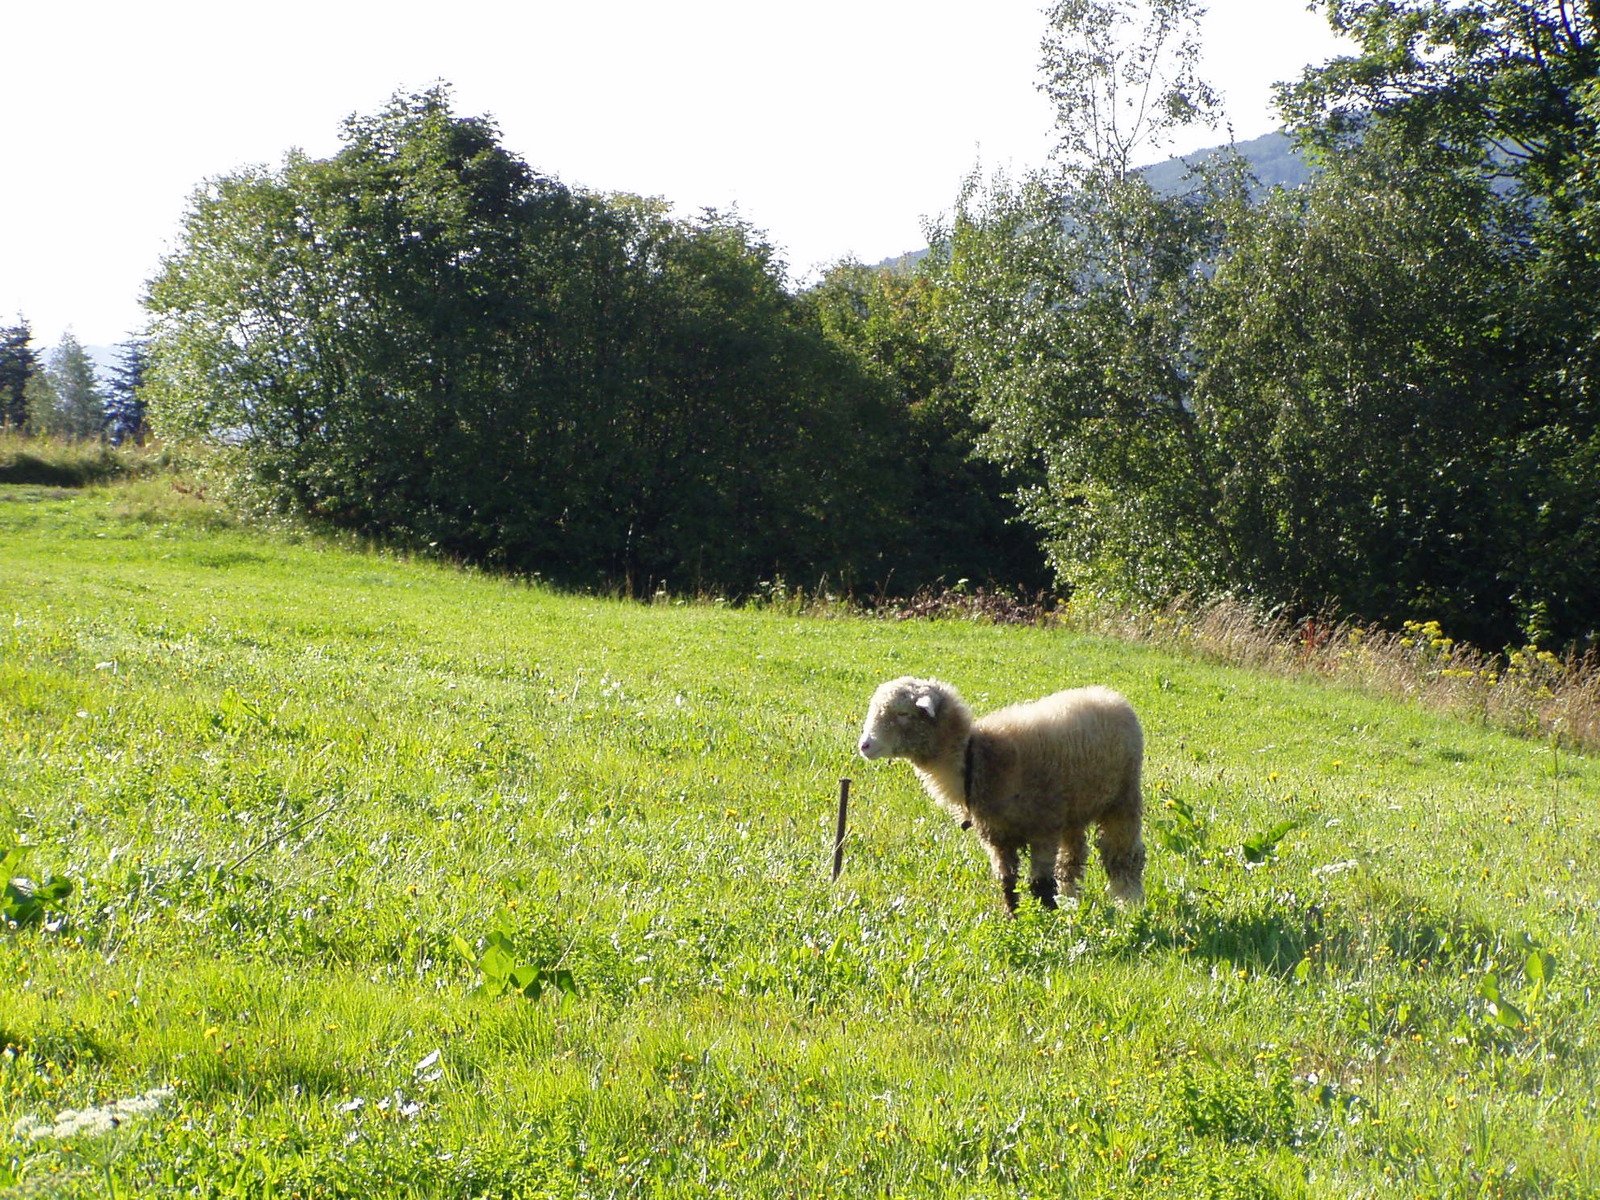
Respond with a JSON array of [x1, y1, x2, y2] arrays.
[[857, 676, 1145, 913]]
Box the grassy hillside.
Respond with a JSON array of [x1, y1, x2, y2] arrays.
[[2, 480, 1597, 1198]]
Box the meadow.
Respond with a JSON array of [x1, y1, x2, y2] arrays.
[[2, 476, 1597, 1198]]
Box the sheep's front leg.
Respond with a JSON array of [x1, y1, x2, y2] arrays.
[[1029, 838, 1059, 910], [985, 841, 1022, 915], [1057, 825, 1089, 901]]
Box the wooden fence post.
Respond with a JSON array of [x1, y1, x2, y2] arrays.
[[831, 778, 851, 881]]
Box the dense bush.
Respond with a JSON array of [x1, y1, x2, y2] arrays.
[[145, 88, 1029, 597]]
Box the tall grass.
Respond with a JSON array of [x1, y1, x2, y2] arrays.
[[1063, 596, 1600, 754], [2, 479, 1597, 1197], [0, 432, 166, 488]]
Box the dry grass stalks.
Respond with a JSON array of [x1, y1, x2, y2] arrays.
[[1065, 596, 1599, 755], [878, 585, 1057, 626]]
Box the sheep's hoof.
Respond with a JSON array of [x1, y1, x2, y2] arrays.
[[1108, 880, 1146, 907]]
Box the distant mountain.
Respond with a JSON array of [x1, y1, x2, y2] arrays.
[[84, 345, 122, 380], [874, 130, 1313, 272], [1139, 129, 1313, 197], [35, 343, 124, 382]]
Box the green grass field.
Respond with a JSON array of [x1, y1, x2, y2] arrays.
[[2, 478, 1597, 1198]]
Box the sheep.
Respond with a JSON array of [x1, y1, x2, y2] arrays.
[[857, 676, 1145, 914]]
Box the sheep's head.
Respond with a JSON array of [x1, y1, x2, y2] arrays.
[[858, 676, 955, 763]]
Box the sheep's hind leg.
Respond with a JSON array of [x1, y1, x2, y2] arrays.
[[1097, 811, 1146, 906], [1028, 838, 1059, 909], [1056, 825, 1089, 901], [985, 842, 1022, 915]]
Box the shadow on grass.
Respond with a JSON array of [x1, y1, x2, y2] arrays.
[[1116, 881, 1513, 981], [0, 435, 158, 487]]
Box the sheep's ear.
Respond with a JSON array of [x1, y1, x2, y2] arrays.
[[914, 692, 939, 720]]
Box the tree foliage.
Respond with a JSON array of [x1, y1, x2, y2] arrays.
[[1041, 0, 1220, 178], [1272, 0, 1600, 646], [936, 0, 1241, 603], [146, 87, 946, 594], [804, 260, 1047, 591], [938, 0, 1599, 649], [0, 320, 39, 431], [32, 333, 107, 440], [105, 340, 150, 446], [1193, 137, 1547, 645]]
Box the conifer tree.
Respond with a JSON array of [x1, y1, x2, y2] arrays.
[[38, 333, 107, 439], [0, 319, 39, 431], [106, 339, 150, 445]]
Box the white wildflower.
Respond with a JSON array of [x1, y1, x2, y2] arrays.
[[14, 1086, 173, 1141], [413, 1049, 442, 1083], [1312, 860, 1360, 878]]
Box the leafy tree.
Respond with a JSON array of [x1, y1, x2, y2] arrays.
[[1040, 0, 1220, 178], [1270, 0, 1600, 646], [1192, 134, 1539, 644], [937, 0, 1240, 603], [1282, 0, 1600, 402], [1280, 0, 1597, 194], [22, 371, 57, 436], [148, 88, 632, 564], [939, 0, 1599, 648], [594, 206, 901, 593], [0, 319, 39, 431], [146, 86, 915, 595], [804, 260, 1047, 591]]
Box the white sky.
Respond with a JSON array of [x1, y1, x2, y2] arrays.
[[3, 0, 1350, 350]]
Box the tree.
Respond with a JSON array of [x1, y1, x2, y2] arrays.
[[1192, 134, 1541, 645], [0, 319, 39, 431], [937, 0, 1240, 603], [105, 339, 150, 445], [1282, 0, 1600, 401], [22, 371, 57, 436], [146, 86, 915, 595], [1280, 0, 1598, 193], [1041, 0, 1220, 179], [939, 0, 1599, 648], [804, 259, 1048, 591], [34, 333, 106, 439], [147, 86, 630, 564], [1270, 0, 1600, 647]]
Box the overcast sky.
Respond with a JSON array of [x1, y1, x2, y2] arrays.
[[3, 1, 1349, 350]]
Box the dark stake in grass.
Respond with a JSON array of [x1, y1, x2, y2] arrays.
[[832, 778, 851, 881]]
